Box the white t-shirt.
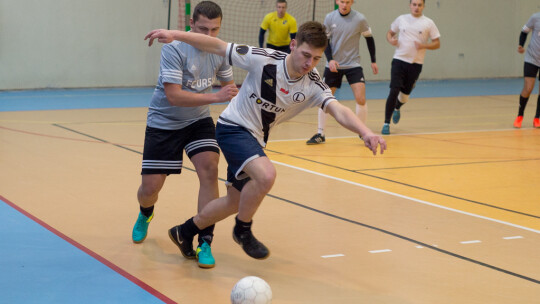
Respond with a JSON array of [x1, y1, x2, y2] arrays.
[[390, 14, 440, 64], [219, 43, 337, 147]]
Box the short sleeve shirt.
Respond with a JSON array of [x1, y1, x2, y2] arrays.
[[146, 40, 233, 130], [523, 12, 540, 67], [260, 12, 298, 47], [219, 43, 337, 147], [390, 14, 440, 64]]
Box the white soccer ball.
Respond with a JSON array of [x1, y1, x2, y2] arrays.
[[230, 276, 272, 304]]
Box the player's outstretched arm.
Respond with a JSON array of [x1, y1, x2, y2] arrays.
[[145, 29, 228, 57], [326, 101, 387, 155]]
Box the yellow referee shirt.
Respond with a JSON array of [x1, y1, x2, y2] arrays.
[[260, 12, 297, 47]]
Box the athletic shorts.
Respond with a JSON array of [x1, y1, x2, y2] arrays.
[[266, 43, 290, 54], [524, 61, 540, 80], [323, 66, 365, 88], [389, 59, 423, 94], [215, 122, 266, 192], [141, 117, 219, 175]]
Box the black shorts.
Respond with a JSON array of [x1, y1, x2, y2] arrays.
[[266, 43, 290, 54], [323, 66, 365, 88], [141, 117, 220, 175], [524, 62, 540, 80], [389, 59, 423, 94]]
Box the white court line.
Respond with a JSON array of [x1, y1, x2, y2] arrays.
[[271, 160, 540, 234], [369, 249, 392, 254], [460, 240, 482, 244], [321, 254, 345, 258], [503, 236, 524, 240]]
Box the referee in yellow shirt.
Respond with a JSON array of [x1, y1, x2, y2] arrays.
[[259, 0, 297, 53]]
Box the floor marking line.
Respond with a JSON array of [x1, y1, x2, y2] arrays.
[[321, 254, 345, 258], [271, 160, 540, 234], [503, 236, 524, 240], [369, 249, 392, 254], [460, 240, 482, 244]]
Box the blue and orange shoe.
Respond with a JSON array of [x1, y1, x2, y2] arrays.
[[132, 212, 153, 243]]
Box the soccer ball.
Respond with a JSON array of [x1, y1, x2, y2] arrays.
[[230, 276, 272, 304]]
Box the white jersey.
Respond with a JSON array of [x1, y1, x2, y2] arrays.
[[390, 14, 440, 64], [219, 43, 337, 147]]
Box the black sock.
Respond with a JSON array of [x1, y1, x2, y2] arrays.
[[536, 95, 540, 118], [234, 216, 252, 236], [182, 217, 201, 239], [395, 101, 405, 110], [198, 224, 215, 247], [518, 95, 529, 116], [140, 205, 154, 217], [384, 87, 400, 123]]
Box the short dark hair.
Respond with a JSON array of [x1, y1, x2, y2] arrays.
[[277, 0, 287, 4], [410, 0, 426, 3], [296, 21, 328, 49], [193, 1, 223, 23]]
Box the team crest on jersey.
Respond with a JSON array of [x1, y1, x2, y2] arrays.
[[283, 20, 288, 25], [292, 92, 305, 103], [235, 45, 249, 55]]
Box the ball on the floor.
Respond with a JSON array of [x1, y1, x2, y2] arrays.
[[230, 276, 272, 304]]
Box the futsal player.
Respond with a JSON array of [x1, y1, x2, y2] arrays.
[[514, 11, 540, 128], [307, 0, 378, 145], [132, 1, 238, 269], [259, 0, 297, 53], [145, 21, 386, 262], [382, 0, 440, 135]]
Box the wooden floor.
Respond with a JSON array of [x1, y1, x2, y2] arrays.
[[1, 94, 539, 303]]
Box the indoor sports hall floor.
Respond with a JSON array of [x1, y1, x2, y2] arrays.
[[1, 79, 539, 303]]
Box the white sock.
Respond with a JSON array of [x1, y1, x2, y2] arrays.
[[317, 108, 328, 135], [356, 104, 367, 124]]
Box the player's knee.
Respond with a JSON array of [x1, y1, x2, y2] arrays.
[[398, 92, 410, 104], [139, 183, 160, 199], [256, 168, 276, 193], [355, 96, 366, 105]]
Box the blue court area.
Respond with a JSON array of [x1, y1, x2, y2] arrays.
[[0, 199, 166, 304], [0, 78, 525, 112]]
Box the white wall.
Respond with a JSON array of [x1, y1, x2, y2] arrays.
[[1, 0, 539, 90]]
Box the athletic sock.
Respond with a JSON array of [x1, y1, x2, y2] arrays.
[[234, 216, 252, 236], [356, 104, 367, 123], [182, 217, 201, 239], [518, 95, 529, 116], [317, 108, 328, 135], [536, 95, 540, 118], [198, 224, 215, 246], [384, 87, 400, 124], [140, 205, 154, 217], [395, 101, 405, 110]]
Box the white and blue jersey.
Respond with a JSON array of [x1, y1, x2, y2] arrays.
[[147, 39, 233, 130], [218, 43, 337, 147]]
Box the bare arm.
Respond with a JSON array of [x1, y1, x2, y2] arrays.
[[164, 80, 238, 107], [415, 37, 440, 50], [145, 29, 228, 57], [326, 101, 387, 155], [386, 30, 398, 46]]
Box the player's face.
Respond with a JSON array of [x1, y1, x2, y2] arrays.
[[190, 15, 222, 37], [336, 0, 353, 15], [409, 0, 424, 17], [289, 40, 324, 77], [276, 3, 287, 18]]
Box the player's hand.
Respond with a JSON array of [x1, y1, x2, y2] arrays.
[[362, 133, 387, 155], [414, 41, 425, 50], [388, 37, 398, 47], [145, 29, 174, 46], [518, 46, 525, 54], [371, 62, 379, 75], [215, 84, 239, 103], [329, 60, 339, 73]]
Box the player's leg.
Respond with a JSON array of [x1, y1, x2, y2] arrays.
[[393, 62, 422, 125], [133, 126, 183, 243], [346, 67, 368, 125], [515, 62, 537, 128], [535, 74, 540, 128], [307, 68, 340, 144], [383, 59, 405, 135]]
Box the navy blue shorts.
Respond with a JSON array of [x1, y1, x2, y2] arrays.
[[389, 59, 423, 94], [215, 122, 266, 191], [524, 62, 540, 80], [141, 117, 219, 175], [323, 66, 365, 88]]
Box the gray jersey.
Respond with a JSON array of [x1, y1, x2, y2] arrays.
[[147, 40, 233, 130], [324, 9, 371, 69], [524, 12, 540, 67]]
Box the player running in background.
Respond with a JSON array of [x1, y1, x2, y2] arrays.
[[514, 11, 540, 128], [259, 0, 297, 53], [307, 0, 378, 145], [132, 1, 238, 269], [382, 0, 440, 135], [145, 21, 386, 263]]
